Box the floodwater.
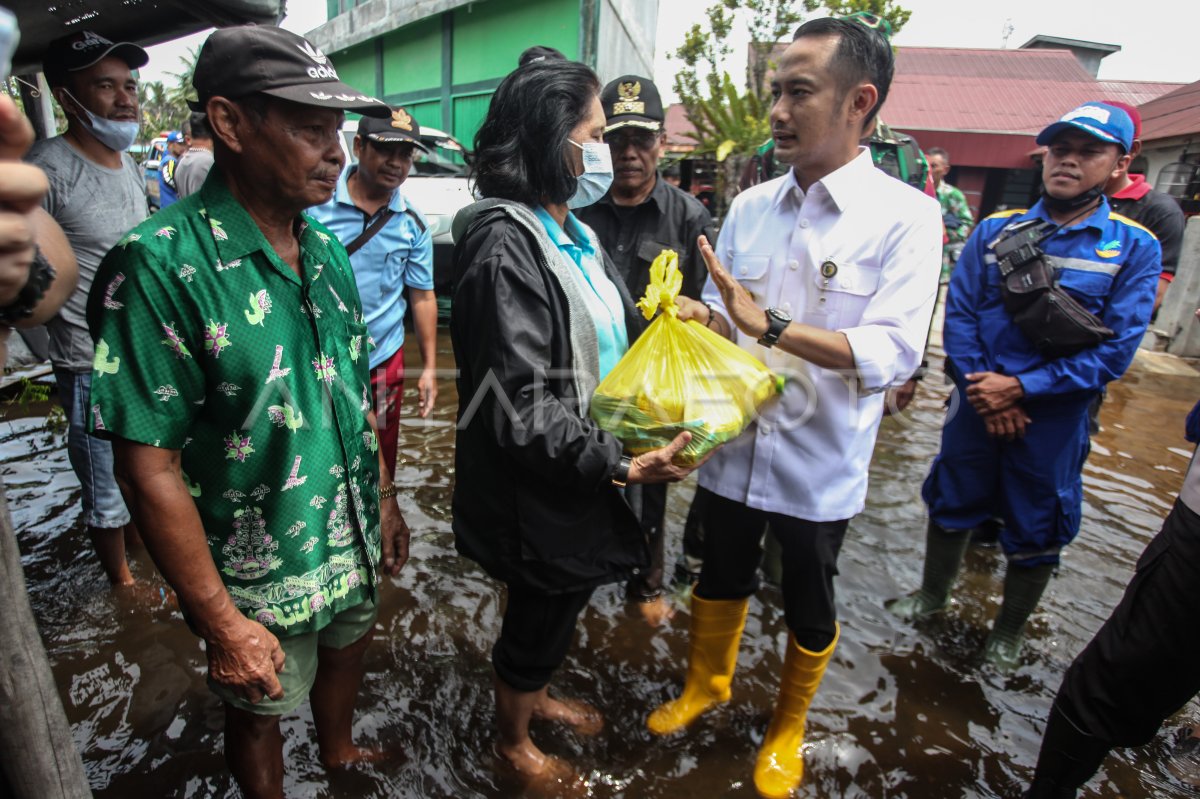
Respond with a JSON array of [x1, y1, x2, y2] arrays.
[[5, 330, 1200, 799]]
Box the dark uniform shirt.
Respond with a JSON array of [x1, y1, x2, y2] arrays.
[[1108, 176, 1185, 276], [577, 175, 716, 302]]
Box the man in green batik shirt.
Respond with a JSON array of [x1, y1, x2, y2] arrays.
[[926, 146, 973, 278], [86, 26, 408, 797]]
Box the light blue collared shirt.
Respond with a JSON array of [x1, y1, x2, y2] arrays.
[[308, 166, 434, 369], [533, 206, 628, 380]]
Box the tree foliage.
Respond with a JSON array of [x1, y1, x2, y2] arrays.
[[166, 46, 200, 110], [673, 0, 912, 160], [139, 80, 187, 143], [821, 0, 911, 35]]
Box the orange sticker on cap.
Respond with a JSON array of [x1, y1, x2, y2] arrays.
[[391, 108, 413, 131]]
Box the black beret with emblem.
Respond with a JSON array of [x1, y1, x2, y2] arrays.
[[358, 107, 430, 151], [600, 74, 664, 133], [190, 25, 389, 118]]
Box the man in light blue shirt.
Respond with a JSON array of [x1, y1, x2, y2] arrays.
[[309, 108, 437, 476]]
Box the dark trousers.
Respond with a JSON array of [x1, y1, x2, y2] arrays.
[[492, 585, 594, 693], [1055, 497, 1200, 747], [694, 491, 849, 652], [625, 483, 668, 599]]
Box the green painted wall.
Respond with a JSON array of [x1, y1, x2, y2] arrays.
[[451, 92, 493, 147], [381, 17, 441, 96], [451, 0, 579, 84], [333, 40, 378, 97], [406, 100, 443, 132], [331, 0, 582, 145]]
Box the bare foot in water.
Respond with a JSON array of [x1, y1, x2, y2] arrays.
[[637, 595, 676, 627], [493, 741, 587, 798], [319, 744, 396, 769], [112, 579, 176, 611], [532, 690, 604, 735]]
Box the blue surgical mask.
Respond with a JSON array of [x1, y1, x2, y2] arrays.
[[64, 90, 140, 153], [566, 139, 613, 209]]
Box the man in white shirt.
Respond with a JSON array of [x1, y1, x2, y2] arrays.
[[646, 17, 941, 798]]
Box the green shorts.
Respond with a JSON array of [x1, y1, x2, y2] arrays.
[[208, 598, 378, 715]]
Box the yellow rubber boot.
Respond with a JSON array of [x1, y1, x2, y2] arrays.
[[753, 624, 840, 799], [647, 595, 749, 735]]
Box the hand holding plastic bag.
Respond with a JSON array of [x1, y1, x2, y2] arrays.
[[590, 249, 782, 466]]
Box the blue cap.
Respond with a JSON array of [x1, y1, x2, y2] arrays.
[[166, 131, 185, 143], [1036, 102, 1134, 152]]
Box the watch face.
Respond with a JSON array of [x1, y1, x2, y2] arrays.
[[768, 307, 792, 324]]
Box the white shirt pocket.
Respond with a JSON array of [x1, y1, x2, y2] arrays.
[[731, 253, 772, 303], [808, 261, 882, 327]]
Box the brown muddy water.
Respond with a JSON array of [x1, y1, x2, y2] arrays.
[[5, 330, 1200, 798]]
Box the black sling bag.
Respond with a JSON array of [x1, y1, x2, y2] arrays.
[[345, 209, 396, 256], [990, 218, 1115, 360]]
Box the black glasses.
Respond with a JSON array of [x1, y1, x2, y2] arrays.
[[604, 129, 659, 151]]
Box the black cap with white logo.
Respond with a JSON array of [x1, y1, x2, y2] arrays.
[[191, 25, 390, 118], [43, 30, 149, 88], [358, 108, 430, 151], [600, 75, 664, 133]]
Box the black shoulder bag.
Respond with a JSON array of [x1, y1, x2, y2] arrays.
[[991, 218, 1115, 360], [345, 209, 396, 256]]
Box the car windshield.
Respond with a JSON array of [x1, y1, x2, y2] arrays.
[[340, 131, 468, 177]]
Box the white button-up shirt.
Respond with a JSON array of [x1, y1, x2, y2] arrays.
[[700, 148, 942, 521]]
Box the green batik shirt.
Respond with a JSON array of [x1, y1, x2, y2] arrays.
[[937, 181, 974, 245], [86, 169, 381, 638]]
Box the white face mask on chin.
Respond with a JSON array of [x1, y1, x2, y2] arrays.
[[565, 139, 614, 209], [63, 89, 140, 153]]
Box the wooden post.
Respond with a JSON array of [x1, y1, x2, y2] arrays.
[[0, 483, 92, 799]]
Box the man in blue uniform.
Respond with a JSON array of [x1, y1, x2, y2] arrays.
[[309, 108, 437, 477], [889, 102, 1162, 670], [157, 130, 185, 209]]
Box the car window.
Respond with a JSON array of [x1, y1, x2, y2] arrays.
[[413, 139, 467, 177]]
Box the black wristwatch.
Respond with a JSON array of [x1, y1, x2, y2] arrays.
[[757, 307, 792, 348], [611, 454, 633, 488], [0, 246, 55, 327]]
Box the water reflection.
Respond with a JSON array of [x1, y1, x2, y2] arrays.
[[5, 334, 1199, 797]]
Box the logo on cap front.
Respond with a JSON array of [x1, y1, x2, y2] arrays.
[[391, 109, 413, 131], [613, 81, 645, 116], [298, 41, 329, 65], [1063, 105, 1111, 125], [73, 31, 113, 51], [297, 40, 340, 80]]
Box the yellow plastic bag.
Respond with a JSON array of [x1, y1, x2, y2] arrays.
[[590, 249, 782, 466]]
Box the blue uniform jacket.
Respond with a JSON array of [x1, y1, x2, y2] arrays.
[[944, 197, 1161, 400]]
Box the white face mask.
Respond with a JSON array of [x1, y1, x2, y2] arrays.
[[566, 139, 613, 209], [63, 89, 140, 153]]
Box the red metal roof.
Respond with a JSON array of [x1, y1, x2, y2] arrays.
[[885, 47, 1183, 137], [1138, 79, 1200, 141], [664, 46, 1187, 167], [664, 102, 698, 150]]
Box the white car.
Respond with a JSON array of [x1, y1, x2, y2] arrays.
[[339, 121, 474, 293]]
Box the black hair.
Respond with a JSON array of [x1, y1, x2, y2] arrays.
[[186, 111, 213, 140], [472, 60, 600, 205], [793, 17, 894, 130], [517, 45, 566, 68], [926, 146, 949, 161]]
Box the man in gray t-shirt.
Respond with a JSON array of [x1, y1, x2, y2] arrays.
[[26, 30, 150, 587], [175, 111, 215, 199]]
